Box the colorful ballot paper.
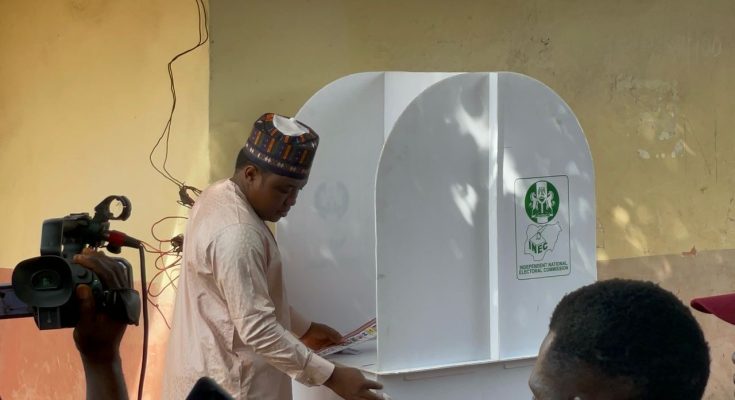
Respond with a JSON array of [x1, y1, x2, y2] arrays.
[[318, 318, 377, 357]]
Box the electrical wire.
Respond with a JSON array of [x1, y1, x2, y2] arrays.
[[137, 245, 149, 400], [148, 0, 209, 191], [151, 216, 188, 243], [146, 258, 179, 330], [138, 3, 209, 393], [140, 216, 185, 330], [149, 216, 185, 296]]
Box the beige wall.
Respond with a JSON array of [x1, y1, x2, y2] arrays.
[[599, 250, 735, 398], [210, 0, 735, 398], [211, 0, 735, 260], [0, 0, 208, 398]]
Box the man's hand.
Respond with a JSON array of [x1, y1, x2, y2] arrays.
[[72, 248, 129, 362], [324, 365, 384, 400], [300, 322, 342, 351], [73, 248, 131, 400]]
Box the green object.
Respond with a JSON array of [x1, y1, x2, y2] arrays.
[[525, 180, 559, 223]]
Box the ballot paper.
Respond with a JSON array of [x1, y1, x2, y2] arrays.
[[317, 318, 377, 357]]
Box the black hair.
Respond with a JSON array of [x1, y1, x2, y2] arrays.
[[549, 279, 710, 400]]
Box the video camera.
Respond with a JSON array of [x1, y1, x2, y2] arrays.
[[0, 196, 141, 329]]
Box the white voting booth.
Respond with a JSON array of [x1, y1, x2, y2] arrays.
[[277, 72, 596, 400]]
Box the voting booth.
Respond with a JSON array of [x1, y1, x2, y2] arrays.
[[277, 72, 596, 400]]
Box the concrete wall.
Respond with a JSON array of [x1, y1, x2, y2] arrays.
[[0, 0, 209, 398], [599, 249, 735, 398], [209, 1, 735, 398]]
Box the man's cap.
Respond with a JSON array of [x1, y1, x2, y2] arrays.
[[241, 113, 319, 179], [691, 292, 735, 325]]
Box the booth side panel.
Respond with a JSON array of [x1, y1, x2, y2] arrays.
[[280, 72, 385, 333], [376, 73, 493, 372], [384, 72, 460, 140], [496, 72, 597, 359]]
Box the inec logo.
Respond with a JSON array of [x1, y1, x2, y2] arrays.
[[516, 176, 571, 279], [525, 223, 562, 261], [523, 180, 562, 261], [524, 180, 559, 224]]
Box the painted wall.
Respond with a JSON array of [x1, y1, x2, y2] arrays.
[[599, 249, 735, 398], [209, 0, 735, 398], [210, 0, 735, 260], [0, 0, 209, 398]]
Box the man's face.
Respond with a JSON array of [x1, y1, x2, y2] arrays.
[[243, 166, 307, 222], [529, 332, 635, 400]]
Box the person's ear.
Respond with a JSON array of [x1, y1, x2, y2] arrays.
[[243, 164, 259, 184]]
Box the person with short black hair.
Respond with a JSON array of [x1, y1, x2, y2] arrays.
[[530, 279, 710, 400]]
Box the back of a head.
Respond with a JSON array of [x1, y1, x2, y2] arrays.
[[549, 279, 710, 400]]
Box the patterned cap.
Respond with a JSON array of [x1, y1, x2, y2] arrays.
[[241, 113, 319, 179]]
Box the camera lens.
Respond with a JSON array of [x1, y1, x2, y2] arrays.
[[30, 270, 62, 291]]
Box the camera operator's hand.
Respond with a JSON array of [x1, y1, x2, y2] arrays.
[[73, 248, 130, 400], [73, 248, 129, 361]]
